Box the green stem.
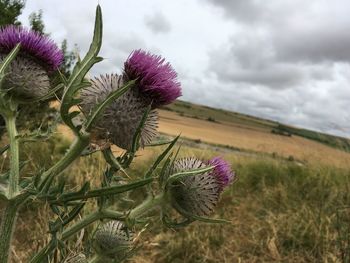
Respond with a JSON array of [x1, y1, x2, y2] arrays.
[[0, 200, 20, 263], [5, 112, 19, 198], [62, 211, 101, 240], [39, 135, 89, 192], [0, 107, 22, 263], [128, 193, 164, 219]]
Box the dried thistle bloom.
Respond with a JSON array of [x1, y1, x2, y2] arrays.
[[124, 49, 182, 107], [63, 253, 87, 263], [0, 25, 63, 100], [168, 157, 234, 217], [94, 220, 134, 259], [80, 74, 158, 150]]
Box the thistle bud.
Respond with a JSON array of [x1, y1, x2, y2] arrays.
[[0, 26, 63, 100], [94, 220, 133, 259], [167, 157, 235, 217]]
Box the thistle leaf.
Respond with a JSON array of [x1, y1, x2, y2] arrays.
[[50, 177, 153, 204], [145, 139, 175, 147], [102, 147, 129, 177], [0, 144, 9, 155], [0, 43, 20, 77], [174, 203, 231, 224], [131, 104, 151, 153], [165, 165, 214, 186], [158, 153, 173, 188], [122, 105, 153, 168], [144, 135, 180, 179], [60, 5, 103, 132]]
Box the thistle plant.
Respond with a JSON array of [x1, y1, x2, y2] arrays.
[[0, 5, 235, 263]]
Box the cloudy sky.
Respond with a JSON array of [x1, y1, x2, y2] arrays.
[[19, 0, 350, 137]]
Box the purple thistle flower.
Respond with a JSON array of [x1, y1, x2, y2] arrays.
[[95, 221, 133, 259], [80, 74, 158, 150], [0, 25, 63, 71], [124, 49, 182, 107], [0, 26, 63, 100], [208, 156, 235, 190], [167, 157, 235, 217]]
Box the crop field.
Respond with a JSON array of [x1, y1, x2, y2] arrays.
[[1, 100, 349, 262], [158, 110, 350, 169]]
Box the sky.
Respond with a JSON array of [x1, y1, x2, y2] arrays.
[[19, 0, 350, 138]]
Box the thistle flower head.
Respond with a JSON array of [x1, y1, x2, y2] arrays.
[[0, 25, 63, 71], [0, 26, 63, 100], [80, 74, 158, 150], [124, 49, 181, 107], [95, 221, 134, 259], [167, 157, 234, 217]]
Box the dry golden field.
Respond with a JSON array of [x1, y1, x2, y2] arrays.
[[57, 108, 350, 169], [157, 110, 350, 169]]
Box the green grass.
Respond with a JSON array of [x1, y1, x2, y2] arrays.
[[274, 124, 350, 152], [130, 150, 350, 262]]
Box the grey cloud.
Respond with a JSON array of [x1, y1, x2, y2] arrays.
[[208, 39, 306, 89], [206, 0, 350, 63], [205, 0, 302, 25], [205, 0, 268, 24], [275, 26, 350, 63], [145, 12, 171, 34]]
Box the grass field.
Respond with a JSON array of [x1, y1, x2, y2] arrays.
[[2, 100, 350, 262]]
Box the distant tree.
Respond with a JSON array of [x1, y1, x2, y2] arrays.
[[29, 9, 46, 34], [0, 0, 25, 26]]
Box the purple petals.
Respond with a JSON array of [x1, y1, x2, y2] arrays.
[[124, 49, 181, 107], [208, 156, 235, 189], [0, 25, 63, 71]]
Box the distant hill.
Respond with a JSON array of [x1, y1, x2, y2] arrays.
[[162, 100, 350, 153]]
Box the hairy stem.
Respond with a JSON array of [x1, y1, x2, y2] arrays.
[[5, 112, 19, 198], [0, 107, 22, 263], [128, 193, 164, 219], [0, 200, 20, 263]]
